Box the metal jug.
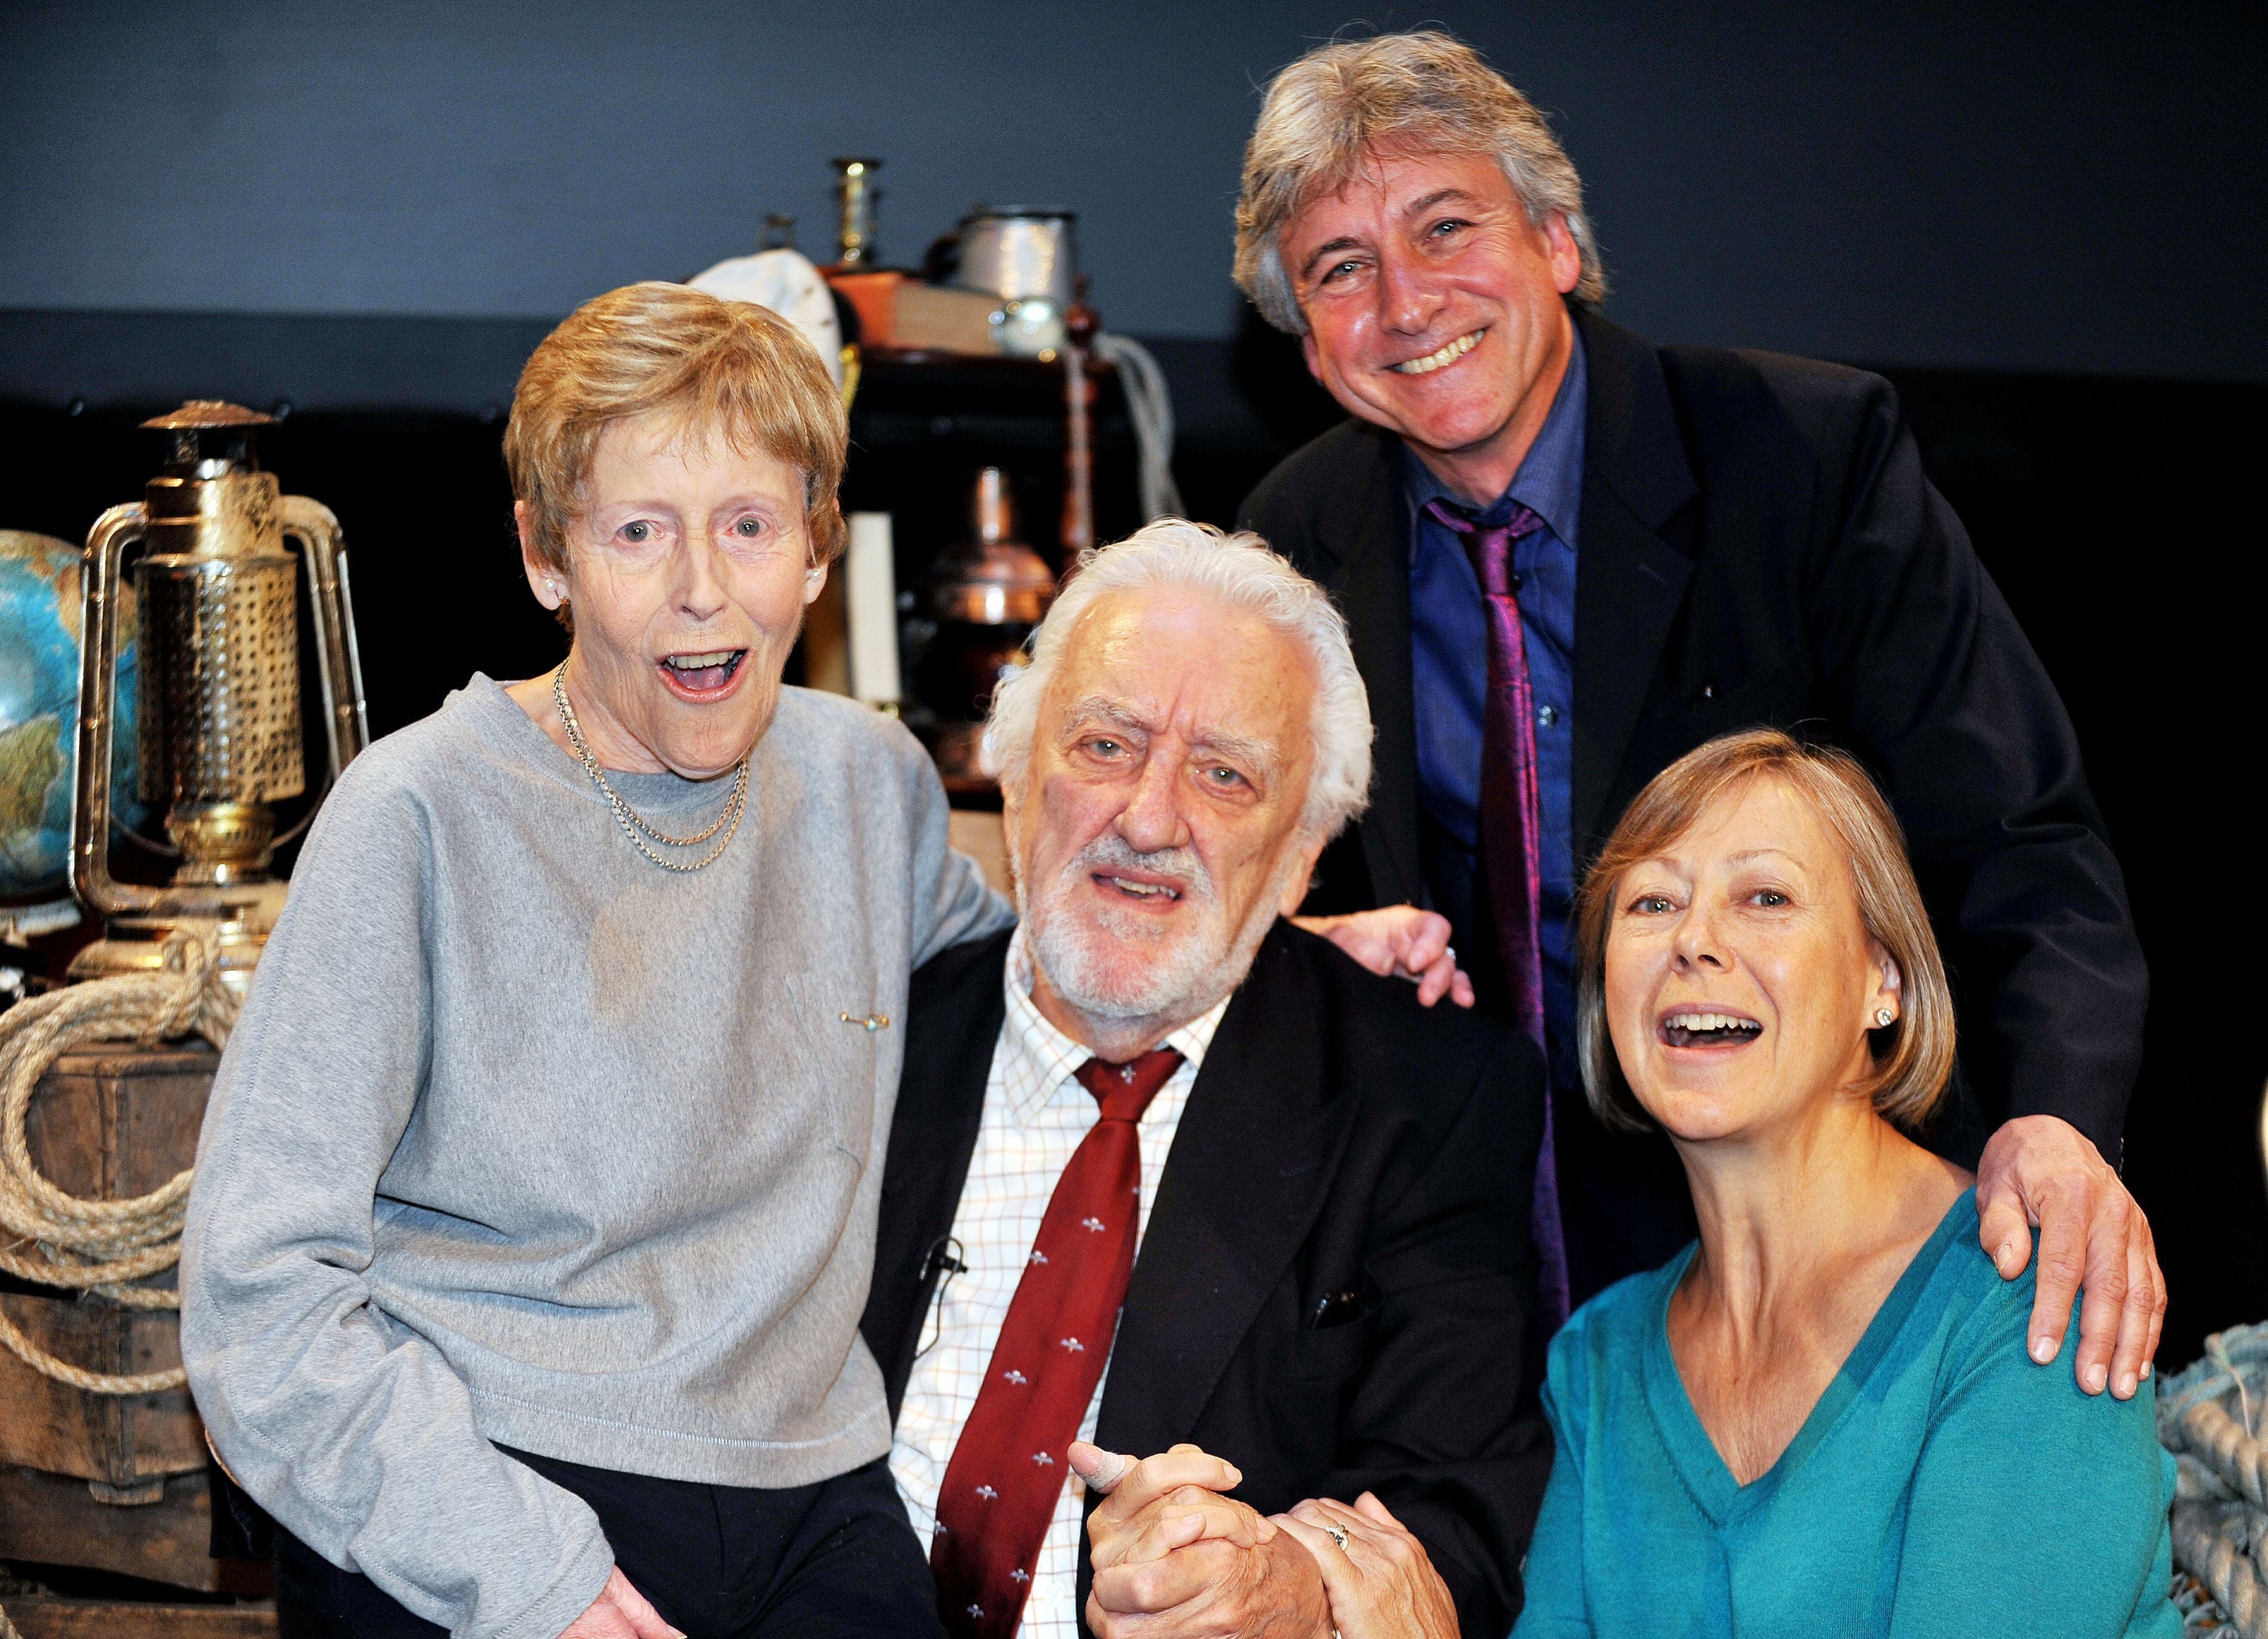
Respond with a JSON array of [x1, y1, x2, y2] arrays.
[[949, 209, 1078, 306], [68, 401, 367, 989]]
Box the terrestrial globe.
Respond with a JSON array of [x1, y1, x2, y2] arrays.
[[0, 529, 143, 918]]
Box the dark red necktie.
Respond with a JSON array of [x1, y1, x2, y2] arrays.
[[930, 1047, 1184, 1639], [1424, 498, 1570, 1327]]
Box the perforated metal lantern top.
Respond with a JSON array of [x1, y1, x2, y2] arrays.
[[130, 405, 305, 807]]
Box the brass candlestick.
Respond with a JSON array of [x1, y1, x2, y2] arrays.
[[831, 157, 883, 268]]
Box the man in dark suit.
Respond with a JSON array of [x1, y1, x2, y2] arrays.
[[860, 520, 1549, 1639], [1233, 30, 2162, 1397]]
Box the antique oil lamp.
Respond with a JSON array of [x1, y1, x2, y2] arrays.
[[68, 401, 368, 989], [917, 467, 1056, 785]]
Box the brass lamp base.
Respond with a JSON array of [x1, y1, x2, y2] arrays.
[[65, 888, 287, 998]]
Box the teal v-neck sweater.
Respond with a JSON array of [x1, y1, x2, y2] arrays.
[[1511, 1193, 2179, 1638]]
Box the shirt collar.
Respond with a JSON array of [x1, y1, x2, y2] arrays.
[[1001, 928, 1231, 1126], [1402, 317, 1588, 549]]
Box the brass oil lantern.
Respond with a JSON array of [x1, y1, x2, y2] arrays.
[[69, 401, 368, 989]]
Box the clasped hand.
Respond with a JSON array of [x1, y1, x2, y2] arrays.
[[1071, 1441, 1452, 1639]]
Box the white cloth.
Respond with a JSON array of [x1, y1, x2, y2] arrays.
[[890, 935, 1231, 1638], [686, 247, 844, 391]]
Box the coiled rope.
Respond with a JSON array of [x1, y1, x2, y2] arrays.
[[0, 931, 236, 1397], [2161, 1322, 2268, 1635]]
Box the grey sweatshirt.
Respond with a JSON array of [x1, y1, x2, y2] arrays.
[[179, 676, 1010, 1639]]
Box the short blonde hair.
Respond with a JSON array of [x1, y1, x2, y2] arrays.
[[1235, 30, 1606, 334], [503, 281, 848, 576], [1574, 729, 1957, 1135]]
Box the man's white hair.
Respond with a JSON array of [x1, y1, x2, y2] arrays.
[[982, 519, 1372, 843], [1234, 30, 1606, 334]]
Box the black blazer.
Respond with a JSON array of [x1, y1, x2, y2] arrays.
[[1240, 304, 2147, 1167], [861, 923, 1551, 1638]]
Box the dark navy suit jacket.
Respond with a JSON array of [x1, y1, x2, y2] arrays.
[[860, 923, 1552, 1638], [1241, 303, 2148, 1298]]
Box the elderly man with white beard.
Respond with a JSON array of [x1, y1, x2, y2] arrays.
[[859, 519, 1552, 1639]]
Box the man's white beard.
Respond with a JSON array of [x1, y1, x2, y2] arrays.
[[1023, 831, 1301, 1025]]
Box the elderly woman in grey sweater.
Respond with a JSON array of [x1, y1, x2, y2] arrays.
[[180, 283, 1011, 1639]]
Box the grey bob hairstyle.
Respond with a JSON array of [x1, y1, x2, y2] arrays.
[[1573, 729, 1958, 1136], [1234, 30, 1607, 334]]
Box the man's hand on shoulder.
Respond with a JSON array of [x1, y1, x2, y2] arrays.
[[1294, 905, 1475, 1008], [558, 1568, 682, 1639], [1976, 1114, 2164, 1401], [1074, 1442, 1332, 1639]]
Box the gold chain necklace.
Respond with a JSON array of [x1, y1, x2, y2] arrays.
[[551, 665, 750, 873]]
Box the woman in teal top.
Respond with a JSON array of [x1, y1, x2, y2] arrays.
[[1515, 1190, 2176, 1636], [1272, 729, 2177, 1638]]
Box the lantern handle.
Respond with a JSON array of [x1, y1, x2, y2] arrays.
[[278, 495, 368, 781], [69, 505, 161, 918]]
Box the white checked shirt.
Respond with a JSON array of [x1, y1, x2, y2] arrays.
[[890, 934, 1230, 1639]]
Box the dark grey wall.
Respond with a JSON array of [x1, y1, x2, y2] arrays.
[[3, 0, 2261, 378]]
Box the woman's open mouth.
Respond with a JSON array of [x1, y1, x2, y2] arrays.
[[1658, 1010, 1764, 1049], [657, 648, 749, 700]]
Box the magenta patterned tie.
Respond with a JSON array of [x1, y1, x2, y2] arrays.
[[1425, 498, 1570, 1327]]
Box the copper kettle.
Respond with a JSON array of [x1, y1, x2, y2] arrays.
[[918, 469, 1056, 782]]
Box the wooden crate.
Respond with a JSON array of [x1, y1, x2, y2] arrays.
[[0, 1465, 269, 1597], [0, 1046, 216, 1492], [0, 1590, 275, 1639]]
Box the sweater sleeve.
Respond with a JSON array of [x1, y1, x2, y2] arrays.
[[1886, 1282, 2180, 1638], [1509, 1346, 1595, 1638], [898, 720, 1014, 965], [179, 767, 613, 1639]]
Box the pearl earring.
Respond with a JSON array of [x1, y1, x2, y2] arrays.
[[1875, 1009, 1895, 1027], [546, 580, 561, 599]]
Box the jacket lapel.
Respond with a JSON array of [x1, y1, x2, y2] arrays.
[[1324, 432, 1426, 907], [1570, 307, 1700, 854], [868, 929, 1010, 1412], [1095, 925, 1354, 1457]]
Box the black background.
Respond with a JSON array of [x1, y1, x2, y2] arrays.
[[2, 327, 2262, 1366], [4, 0, 2264, 1367]]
